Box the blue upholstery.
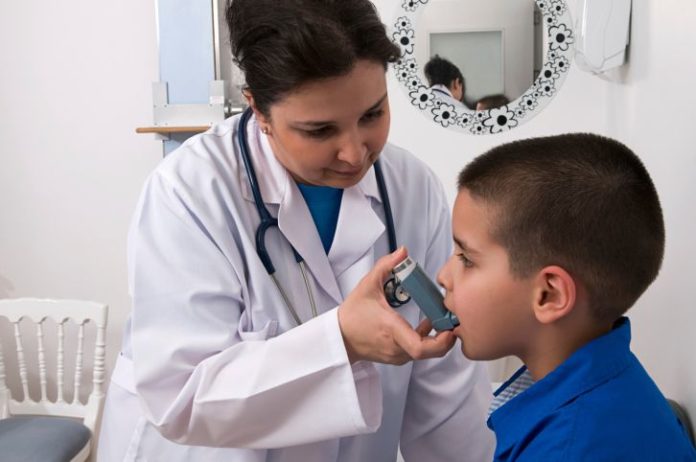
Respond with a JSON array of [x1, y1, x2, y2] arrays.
[[0, 416, 91, 462]]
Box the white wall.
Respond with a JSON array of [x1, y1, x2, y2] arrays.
[[0, 0, 694, 427], [0, 0, 161, 376]]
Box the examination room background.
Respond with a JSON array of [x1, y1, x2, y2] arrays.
[[0, 0, 694, 426]]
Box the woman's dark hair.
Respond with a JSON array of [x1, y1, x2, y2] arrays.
[[458, 133, 665, 323], [226, 0, 401, 116], [423, 55, 465, 90]]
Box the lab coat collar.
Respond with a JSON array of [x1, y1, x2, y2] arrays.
[[488, 317, 633, 449], [431, 84, 454, 98], [238, 113, 382, 206], [239, 113, 386, 304], [238, 114, 289, 205], [276, 177, 385, 305]]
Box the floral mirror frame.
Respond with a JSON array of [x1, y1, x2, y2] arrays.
[[391, 0, 574, 135]]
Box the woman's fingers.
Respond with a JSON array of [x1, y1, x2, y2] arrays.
[[391, 315, 455, 360], [370, 246, 408, 287]]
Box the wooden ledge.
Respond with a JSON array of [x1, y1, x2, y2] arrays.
[[136, 126, 210, 134]]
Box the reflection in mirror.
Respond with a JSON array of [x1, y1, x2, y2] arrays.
[[418, 1, 543, 110], [392, 0, 574, 135]]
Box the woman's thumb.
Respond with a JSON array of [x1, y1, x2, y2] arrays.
[[374, 246, 408, 279]]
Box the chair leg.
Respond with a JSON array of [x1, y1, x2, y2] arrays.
[[667, 399, 696, 447]]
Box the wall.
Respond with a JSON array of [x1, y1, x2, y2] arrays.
[[1, 0, 694, 427], [0, 0, 161, 378]]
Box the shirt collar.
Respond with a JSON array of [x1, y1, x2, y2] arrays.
[[488, 317, 634, 444]]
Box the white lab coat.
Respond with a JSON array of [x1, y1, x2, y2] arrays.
[[98, 113, 495, 461], [430, 84, 471, 111]]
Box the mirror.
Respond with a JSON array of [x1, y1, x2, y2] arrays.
[[391, 0, 574, 134]]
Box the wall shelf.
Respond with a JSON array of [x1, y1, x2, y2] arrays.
[[136, 126, 210, 135]]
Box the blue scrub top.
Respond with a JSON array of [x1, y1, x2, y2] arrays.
[[296, 183, 343, 254], [488, 318, 696, 461]]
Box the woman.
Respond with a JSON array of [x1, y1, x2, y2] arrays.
[[98, 1, 494, 460]]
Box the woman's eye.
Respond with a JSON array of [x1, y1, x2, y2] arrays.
[[457, 253, 474, 268], [304, 126, 334, 139]]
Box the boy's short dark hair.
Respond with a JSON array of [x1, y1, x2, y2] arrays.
[[458, 133, 665, 322], [423, 55, 465, 89], [476, 94, 510, 110]]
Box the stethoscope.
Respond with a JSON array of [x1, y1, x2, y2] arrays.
[[237, 108, 411, 325]]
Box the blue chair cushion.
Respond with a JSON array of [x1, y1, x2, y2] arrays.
[[0, 416, 91, 462]]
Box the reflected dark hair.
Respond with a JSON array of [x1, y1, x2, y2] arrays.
[[226, 0, 401, 116], [423, 55, 464, 90], [458, 133, 665, 322], [476, 94, 510, 110]]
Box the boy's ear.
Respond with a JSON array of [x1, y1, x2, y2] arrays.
[[532, 266, 577, 324]]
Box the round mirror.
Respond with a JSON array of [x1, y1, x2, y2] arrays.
[[391, 0, 574, 134]]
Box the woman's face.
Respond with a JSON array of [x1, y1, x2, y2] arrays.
[[253, 60, 391, 188]]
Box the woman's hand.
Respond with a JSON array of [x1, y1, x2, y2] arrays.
[[337, 247, 456, 365]]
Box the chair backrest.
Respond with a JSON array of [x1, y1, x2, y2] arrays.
[[0, 298, 108, 435]]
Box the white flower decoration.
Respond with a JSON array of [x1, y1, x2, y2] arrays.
[[410, 86, 435, 109], [394, 16, 412, 32], [471, 122, 487, 135], [550, 55, 570, 74], [536, 0, 552, 15], [393, 28, 415, 55], [548, 0, 567, 17], [539, 67, 560, 81], [536, 79, 556, 97], [401, 0, 423, 13], [549, 24, 573, 52], [406, 76, 423, 92], [432, 103, 458, 128], [483, 106, 518, 134], [457, 112, 474, 127], [520, 94, 539, 111]]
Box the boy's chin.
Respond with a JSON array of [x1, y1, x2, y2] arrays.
[[458, 341, 500, 362]]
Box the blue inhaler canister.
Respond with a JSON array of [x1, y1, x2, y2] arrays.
[[393, 257, 460, 331]]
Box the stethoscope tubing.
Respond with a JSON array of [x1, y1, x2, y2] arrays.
[[237, 107, 398, 323]]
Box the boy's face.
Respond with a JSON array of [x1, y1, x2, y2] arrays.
[[437, 189, 536, 360]]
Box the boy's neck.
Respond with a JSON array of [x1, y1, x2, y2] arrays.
[[521, 318, 613, 382]]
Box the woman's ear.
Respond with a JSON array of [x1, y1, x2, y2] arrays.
[[243, 90, 271, 132], [532, 266, 577, 324]]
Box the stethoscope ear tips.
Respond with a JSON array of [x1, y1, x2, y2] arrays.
[[384, 275, 411, 308]]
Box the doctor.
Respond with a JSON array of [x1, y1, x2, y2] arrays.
[[424, 55, 471, 110], [98, 0, 494, 460]]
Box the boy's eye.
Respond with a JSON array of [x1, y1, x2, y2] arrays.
[[361, 109, 384, 123], [457, 253, 474, 268]]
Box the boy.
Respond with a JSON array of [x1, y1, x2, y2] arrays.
[[437, 134, 696, 460]]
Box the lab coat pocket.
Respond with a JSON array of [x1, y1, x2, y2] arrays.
[[237, 311, 279, 341]]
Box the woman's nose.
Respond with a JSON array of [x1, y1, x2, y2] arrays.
[[337, 131, 368, 166]]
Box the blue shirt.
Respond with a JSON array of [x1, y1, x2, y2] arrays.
[[489, 318, 696, 461], [296, 183, 343, 253]]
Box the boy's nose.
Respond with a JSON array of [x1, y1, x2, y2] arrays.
[[436, 263, 450, 291]]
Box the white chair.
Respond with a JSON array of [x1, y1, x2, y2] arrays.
[[0, 298, 108, 462]]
